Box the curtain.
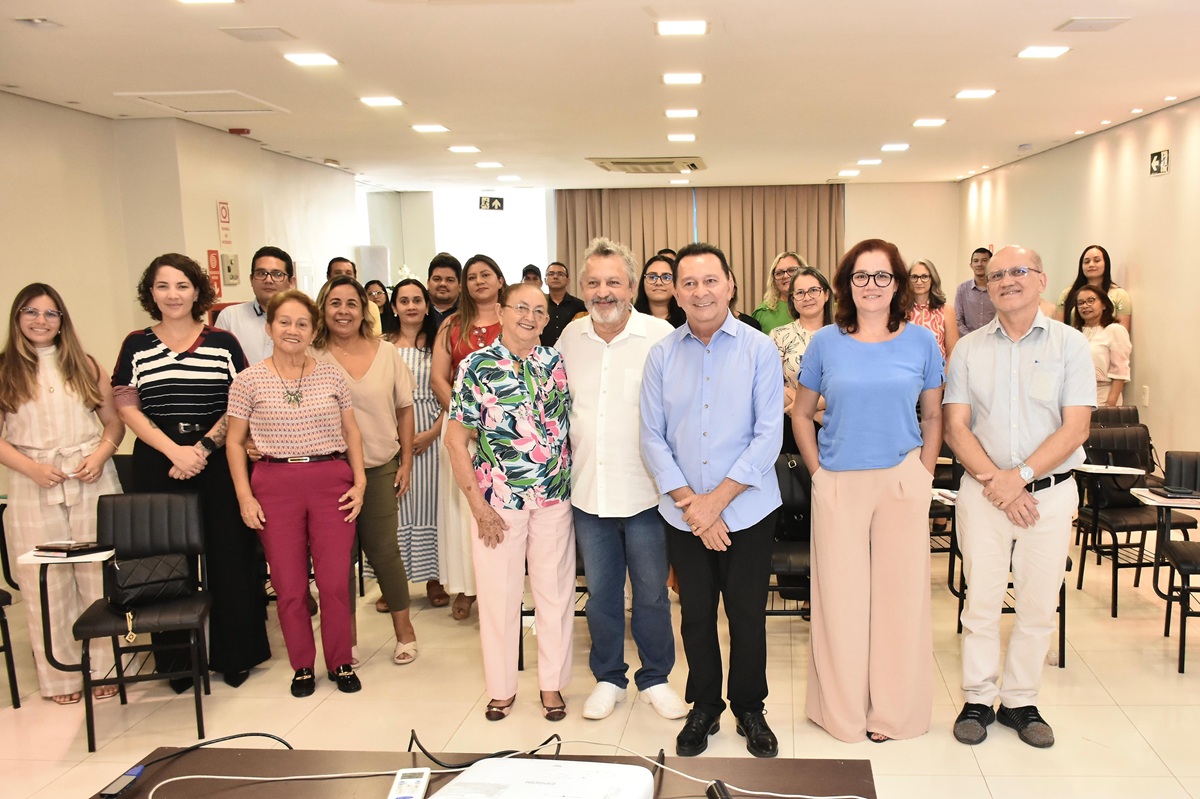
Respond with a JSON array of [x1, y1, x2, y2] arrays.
[[555, 184, 844, 311]]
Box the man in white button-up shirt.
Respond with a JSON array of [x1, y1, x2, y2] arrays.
[[215, 246, 296, 366], [556, 237, 686, 722]]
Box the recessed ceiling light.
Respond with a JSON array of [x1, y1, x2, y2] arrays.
[[671, 179, 690, 184], [913, 118, 946, 127], [680, 168, 692, 174], [1100, 120, 1112, 125], [1075, 130, 1086, 135], [412, 124, 449, 133], [857, 159, 882, 165], [956, 175, 964, 180], [1165, 96, 1178, 101], [498, 175, 521, 182], [1131, 108, 1143, 114], [663, 73, 703, 85], [476, 162, 503, 168], [967, 170, 976, 175], [657, 20, 707, 36], [955, 89, 996, 99], [284, 53, 338, 66], [881, 143, 909, 152], [361, 96, 402, 107], [667, 133, 696, 142], [666, 109, 699, 118], [323, 158, 340, 167], [1018, 46, 1070, 59], [838, 170, 861, 177], [981, 165, 990, 169], [449, 146, 480, 153]]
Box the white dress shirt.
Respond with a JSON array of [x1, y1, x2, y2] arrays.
[[215, 301, 271, 366], [556, 309, 674, 517]]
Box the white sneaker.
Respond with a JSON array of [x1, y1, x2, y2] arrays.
[[639, 683, 689, 719], [582, 682, 627, 720]]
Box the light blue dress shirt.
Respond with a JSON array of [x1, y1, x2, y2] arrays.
[[639, 311, 783, 532]]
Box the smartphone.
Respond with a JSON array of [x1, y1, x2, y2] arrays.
[[98, 772, 140, 798], [387, 767, 431, 799]]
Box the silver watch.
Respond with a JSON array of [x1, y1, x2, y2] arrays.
[[1017, 462, 1035, 484]]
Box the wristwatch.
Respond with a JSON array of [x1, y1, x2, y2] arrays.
[[1017, 462, 1035, 484], [198, 436, 217, 454]]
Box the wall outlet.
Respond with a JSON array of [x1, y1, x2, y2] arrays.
[[1141, 385, 1150, 407]]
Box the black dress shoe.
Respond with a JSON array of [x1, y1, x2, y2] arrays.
[[735, 710, 778, 758], [327, 664, 362, 693], [676, 709, 720, 757], [290, 668, 315, 698], [223, 670, 250, 688]]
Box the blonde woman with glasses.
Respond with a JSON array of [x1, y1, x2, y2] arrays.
[[753, 252, 810, 334]]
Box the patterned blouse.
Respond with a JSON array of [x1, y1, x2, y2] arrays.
[[227, 361, 352, 459], [449, 341, 571, 510], [909, 303, 948, 359], [769, 321, 818, 390]]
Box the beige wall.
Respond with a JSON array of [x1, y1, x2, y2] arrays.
[[845, 182, 961, 285], [959, 97, 1200, 452]]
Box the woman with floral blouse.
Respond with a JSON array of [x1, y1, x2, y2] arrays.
[[445, 283, 574, 723]]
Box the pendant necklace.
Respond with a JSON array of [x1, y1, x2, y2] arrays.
[[272, 356, 308, 407]]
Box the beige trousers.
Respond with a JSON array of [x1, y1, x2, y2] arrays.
[[806, 449, 934, 742]]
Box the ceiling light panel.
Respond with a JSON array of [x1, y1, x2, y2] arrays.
[[449, 146, 480, 153], [838, 170, 860, 177], [913, 118, 946, 127], [666, 109, 699, 118], [412, 124, 449, 133], [361, 96, 402, 107], [1018, 46, 1069, 59], [881, 143, 909, 152], [663, 73, 703, 85], [657, 20, 707, 36], [284, 53, 338, 66], [476, 162, 503, 168], [857, 159, 882, 165], [670, 179, 690, 184], [1055, 17, 1128, 32], [955, 89, 996, 99], [667, 134, 696, 142]]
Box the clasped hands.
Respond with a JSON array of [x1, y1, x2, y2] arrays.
[[978, 467, 1041, 529], [676, 492, 732, 551], [168, 442, 210, 481]]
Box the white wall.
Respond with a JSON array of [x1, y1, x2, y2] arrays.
[[845, 182, 961, 284], [959, 97, 1200, 453], [432, 189, 551, 284]]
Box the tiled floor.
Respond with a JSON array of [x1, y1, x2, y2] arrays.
[[1, 545, 1199, 798]]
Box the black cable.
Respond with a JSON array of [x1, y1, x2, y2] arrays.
[[140, 732, 294, 768], [406, 729, 563, 769]]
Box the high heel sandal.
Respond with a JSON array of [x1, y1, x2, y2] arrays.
[[485, 696, 515, 721]]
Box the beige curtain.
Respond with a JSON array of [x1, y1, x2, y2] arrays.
[[555, 184, 844, 311]]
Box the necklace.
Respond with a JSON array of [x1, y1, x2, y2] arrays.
[[271, 356, 308, 407]]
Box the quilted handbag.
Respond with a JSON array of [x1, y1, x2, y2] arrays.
[[107, 554, 193, 612]]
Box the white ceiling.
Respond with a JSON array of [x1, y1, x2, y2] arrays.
[[3, 0, 1198, 191]]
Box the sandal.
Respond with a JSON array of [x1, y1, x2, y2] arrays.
[[93, 685, 119, 701], [393, 640, 418, 665], [541, 691, 566, 722], [867, 731, 890, 743], [375, 597, 390, 613], [485, 696, 515, 721], [451, 593, 475, 621], [427, 581, 450, 607], [50, 693, 81, 705]]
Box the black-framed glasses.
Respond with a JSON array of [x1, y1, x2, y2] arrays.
[[1076, 296, 1099, 307], [251, 269, 289, 282], [773, 267, 800, 279], [986, 266, 1042, 283], [910, 274, 932, 283], [850, 271, 894, 288], [644, 273, 673, 285], [792, 286, 827, 299], [503, 303, 549, 320], [19, 307, 62, 321]]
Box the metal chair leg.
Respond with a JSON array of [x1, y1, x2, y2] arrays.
[[82, 640, 97, 753], [0, 607, 18, 708], [1180, 573, 1190, 675]]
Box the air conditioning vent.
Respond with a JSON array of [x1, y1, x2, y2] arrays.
[[587, 157, 706, 175]]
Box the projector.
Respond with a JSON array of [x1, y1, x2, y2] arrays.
[[432, 757, 654, 799]]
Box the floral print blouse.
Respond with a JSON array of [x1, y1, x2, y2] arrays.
[[449, 341, 571, 510]]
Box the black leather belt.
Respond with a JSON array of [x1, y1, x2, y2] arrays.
[[259, 453, 346, 464], [1028, 472, 1071, 493]]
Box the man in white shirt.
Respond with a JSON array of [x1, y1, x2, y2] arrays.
[[555, 237, 686, 722], [215, 245, 295, 365]]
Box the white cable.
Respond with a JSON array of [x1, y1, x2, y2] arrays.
[[145, 767, 461, 799]]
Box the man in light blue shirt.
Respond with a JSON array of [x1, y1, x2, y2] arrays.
[[640, 242, 783, 759]]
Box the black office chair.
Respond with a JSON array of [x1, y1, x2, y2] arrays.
[[767, 453, 811, 618], [0, 587, 18, 707], [1092, 405, 1140, 426], [1156, 451, 1200, 673], [72, 493, 211, 752], [1076, 425, 1195, 617]]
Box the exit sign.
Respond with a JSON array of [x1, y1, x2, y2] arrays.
[[479, 196, 505, 211]]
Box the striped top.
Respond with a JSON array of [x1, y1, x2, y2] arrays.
[[227, 360, 352, 459], [111, 327, 245, 428]]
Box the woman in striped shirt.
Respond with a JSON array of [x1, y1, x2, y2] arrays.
[[112, 253, 270, 690]]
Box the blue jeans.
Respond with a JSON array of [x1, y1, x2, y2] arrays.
[[573, 507, 675, 690]]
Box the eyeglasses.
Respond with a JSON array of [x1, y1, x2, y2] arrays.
[[910, 274, 932, 283], [367, 290, 387, 299], [19, 307, 63, 321], [1076, 296, 1099, 307], [644, 273, 673, 285], [546, 271, 568, 279], [773, 267, 800, 279], [986, 266, 1042, 283], [792, 287, 827, 299], [503, 303, 549, 320], [251, 269, 289, 282], [850, 271, 894, 288]]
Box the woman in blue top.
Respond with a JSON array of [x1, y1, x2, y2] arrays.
[[793, 238, 944, 744]]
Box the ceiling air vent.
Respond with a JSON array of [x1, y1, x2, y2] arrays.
[[587, 157, 706, 175]]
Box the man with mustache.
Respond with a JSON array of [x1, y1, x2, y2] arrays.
[[555, 237, 685, 722]]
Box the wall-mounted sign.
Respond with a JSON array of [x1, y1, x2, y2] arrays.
[[1150, 150, 1169, 176], [206, 249, 223, 298], [217, 200, 233, 245], [479, 196, 504, 211]]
